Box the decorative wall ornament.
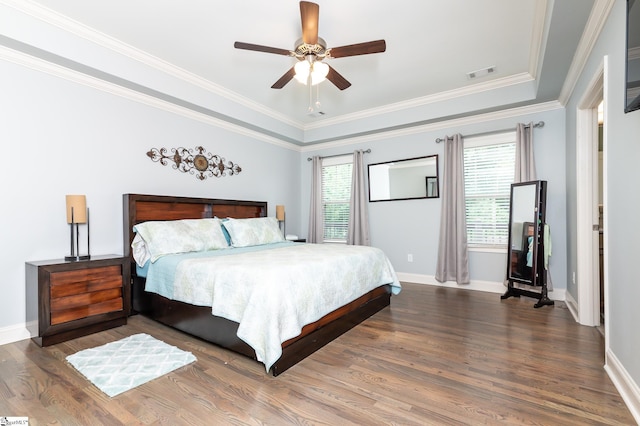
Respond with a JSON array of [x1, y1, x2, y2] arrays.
[[147, 146, 242, 181]]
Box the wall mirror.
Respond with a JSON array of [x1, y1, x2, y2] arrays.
[[368, 155, 439, 202]]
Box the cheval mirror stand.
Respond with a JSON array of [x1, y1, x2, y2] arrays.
[[501, 180, 554, 308]]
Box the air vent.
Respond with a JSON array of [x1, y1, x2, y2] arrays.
[[307, 110, 326, 118], [467, 66, 496, 80]]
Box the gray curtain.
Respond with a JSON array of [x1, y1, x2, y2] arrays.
[[308, 156, 324, 243], [515, 122, 536, 182], [347, 150, 370, 246], [435, 134, 470, 284]]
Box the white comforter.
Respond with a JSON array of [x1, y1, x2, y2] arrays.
[[146, 243, 400, 371]]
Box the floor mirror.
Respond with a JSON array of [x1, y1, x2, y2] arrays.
[[501, 180, 554, 308]]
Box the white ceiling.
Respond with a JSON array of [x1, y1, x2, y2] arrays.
[[9, 0, 597, 144]]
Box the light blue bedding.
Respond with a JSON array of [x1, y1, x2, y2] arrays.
[[139, 242, 401, 372]]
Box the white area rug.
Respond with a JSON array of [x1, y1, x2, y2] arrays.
[[66, 333, 196, 397]]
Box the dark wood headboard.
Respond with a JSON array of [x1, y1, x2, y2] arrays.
[[122, 194, 267, 259]]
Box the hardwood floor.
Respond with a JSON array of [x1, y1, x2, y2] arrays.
[[0, 283, 635, 425]]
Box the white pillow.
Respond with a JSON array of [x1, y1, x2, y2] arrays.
[[131, 233, 151, 267], [222, 217, 284, 247], [132, 218, 228, 262]]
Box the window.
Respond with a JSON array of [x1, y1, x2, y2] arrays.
[[321, 155, 353, 242], [463, 132, 515, 247]]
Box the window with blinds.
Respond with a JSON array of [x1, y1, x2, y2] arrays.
[[321, 156, 353, 242], [463, 132, 516, 247]]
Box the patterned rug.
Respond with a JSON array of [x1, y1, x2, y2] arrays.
[[66, 333, 196, 397]]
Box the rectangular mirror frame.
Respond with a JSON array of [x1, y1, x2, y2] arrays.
[[368, 155, 439, 202]]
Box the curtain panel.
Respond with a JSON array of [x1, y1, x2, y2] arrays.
[[435, 134, 470, 284], [308, 156, 324, 243], [347, 150, 370, 246]]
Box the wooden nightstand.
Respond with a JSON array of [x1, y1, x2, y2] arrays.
[[26, 255, 130, 347]]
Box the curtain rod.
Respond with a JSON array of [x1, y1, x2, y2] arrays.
[[307, 148, 371, 161], [434, 121, 545, 143]]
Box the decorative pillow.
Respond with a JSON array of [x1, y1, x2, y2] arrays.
[[222, 217, 284, 247], [214, 216, 233, 246], [133, 218, 228, 262]]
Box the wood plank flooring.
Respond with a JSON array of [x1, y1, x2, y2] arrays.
[[0, 283, 635, 425]]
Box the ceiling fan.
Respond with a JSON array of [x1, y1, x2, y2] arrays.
[[234, 1, 386, 90]]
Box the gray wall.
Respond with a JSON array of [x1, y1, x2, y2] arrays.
[[300, 107, 567, 291], [565, 0, 640, 394], [0, 57, 300, 335]]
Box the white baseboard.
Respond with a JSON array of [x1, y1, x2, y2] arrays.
[[0, 321, 32, 346], [564, 291, 580, 322], [605, 349, 640, 425], [396, 272, 565, 301]]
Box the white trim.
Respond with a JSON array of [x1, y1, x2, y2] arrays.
[[0, 44, 300, 152], [303, 73, 534, 131], [605, 350, 640, 425], [1, 0, 303, 130], [564, 290, 580, 323], [464, 131, 516, 148], [1, 0, 552, 135], [299, 101, 563, 153], [396, 272, 565, 301], [558, 0, 615, 105], [0, 321, 32, 346], [575, 62, 604, 327], [468, 245, 507, 254], [321, 154, 353, 167]]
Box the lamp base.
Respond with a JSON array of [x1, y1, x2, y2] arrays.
[[65, 255, 91, 262]]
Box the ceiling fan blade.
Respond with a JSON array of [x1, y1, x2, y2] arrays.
[[234, 42, 292, 56], [326, 65, 351, 90], [329, 40, 386, 58], [271, 67, 296, 89], [300, 1, 319, 45]]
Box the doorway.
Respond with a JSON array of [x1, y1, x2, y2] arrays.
[[576, 62, 605, 330]]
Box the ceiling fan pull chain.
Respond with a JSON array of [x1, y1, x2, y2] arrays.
[[308, 73, 314, 112], [315, 83, 321, 110]]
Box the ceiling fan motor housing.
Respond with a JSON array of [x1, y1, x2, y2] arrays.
[[294, 37, 327, 58]]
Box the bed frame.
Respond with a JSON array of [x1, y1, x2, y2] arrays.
[[123, 193, 391, 376]]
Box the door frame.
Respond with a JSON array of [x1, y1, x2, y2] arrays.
[[575, 60, 605, 327]]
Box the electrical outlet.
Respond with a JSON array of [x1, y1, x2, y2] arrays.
[[407, 254, 413, 262]]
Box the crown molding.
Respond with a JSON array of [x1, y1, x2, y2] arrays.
[[300, 100, 563, 152], [558, 0, 615, 106], [303, 72, 535, 131], [1, 0, 304, 130], [0, 43, 301, 152], [528, 0, 550, 79]]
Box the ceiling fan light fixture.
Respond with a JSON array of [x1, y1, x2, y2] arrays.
[[294, 57, 329, 85], [311, 61, 329, 85], [294, 60, 311, 84]]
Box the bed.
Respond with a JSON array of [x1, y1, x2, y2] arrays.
[[123, 193, 400, 376]]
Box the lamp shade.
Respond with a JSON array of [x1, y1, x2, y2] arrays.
[[66, 195, 87, 224], [276, 205, 285, 221]]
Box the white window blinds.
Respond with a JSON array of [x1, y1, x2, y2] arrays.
[[321, 156, 353, 242], [463, 133, 516, 246]]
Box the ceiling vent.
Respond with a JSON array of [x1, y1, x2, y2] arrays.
[[307, 110, 326, 118], [467, 66, 496, 80]]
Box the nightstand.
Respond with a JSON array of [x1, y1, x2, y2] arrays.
[[26, 255, 130, 347]]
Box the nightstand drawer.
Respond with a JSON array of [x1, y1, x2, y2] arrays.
[[51, 297, 123, 325], [50, 265, 122, 286], [50, 270, 122, 298], [26, 255, 130, 346]]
